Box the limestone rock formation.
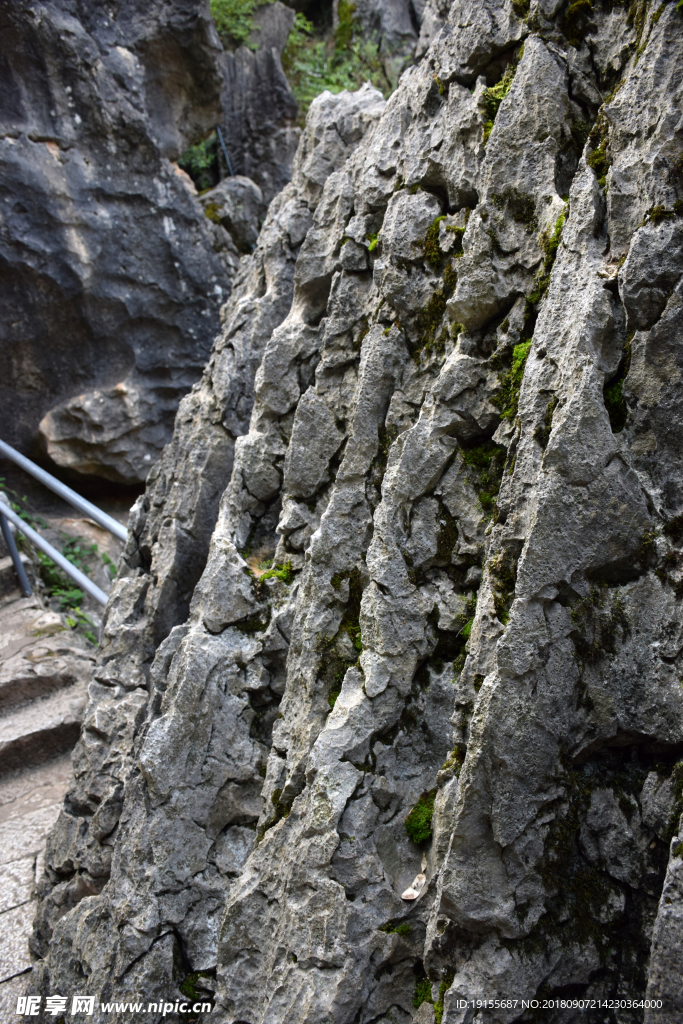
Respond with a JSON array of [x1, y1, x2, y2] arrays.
[[219, 1, 300, 205], [31, 1, 683, 1022], [0, 0, 237, 483]]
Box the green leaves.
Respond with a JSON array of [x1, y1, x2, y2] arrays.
[[281, 9, 392, 123], [210, 0, 273, 49]]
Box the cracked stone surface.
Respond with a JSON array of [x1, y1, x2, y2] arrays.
[[1, 0, 246, 483], [31, 1, 683, 1022]]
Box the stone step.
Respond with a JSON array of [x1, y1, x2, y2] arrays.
[[0, 753, 74, 995], [0, 597, 94, 714], [0, 685, 87, 776], [0, 553, 30, 603]]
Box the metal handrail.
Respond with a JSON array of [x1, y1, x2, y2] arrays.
[[0, 504, 32, 598], [0, 439, 128, 542], [0, 500, 108, 606]]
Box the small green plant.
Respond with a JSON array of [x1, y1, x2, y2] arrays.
[[281, 8, 393, 123], [4, 487, 101, 644], [405, 789, 436, 844], [258, 561, 295, 586], [422, 215, 446, 268], [434, 974, 454, 1024], [536, 395, 558, 449], [562, 0, 594, 45], [491, 341, 531, 421], [445, 224, 465, 257], [366, 232, 379, 252], [462, 441, 506, 517], [210, 0, 273, 48], [587, 114, 610, 188], [441, 747, 465, 776], [570, 586, 630, 666], [179, 970, 215, 1019], [101, 552, 117, 580], [482, 61, 517, 143], [379, 920, 412, 936], [488, 550, 517, 625], [413, 978, 433, 1009], [177, 133, 219, 192], [328, 688, 341, 709]]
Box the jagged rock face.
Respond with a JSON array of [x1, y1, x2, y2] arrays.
[[0, 0, 236, 483], [32, 1, 683, 1022], [220, 2, 300, 206]]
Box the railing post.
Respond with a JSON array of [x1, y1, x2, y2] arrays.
[[0, 505, 33, 598]]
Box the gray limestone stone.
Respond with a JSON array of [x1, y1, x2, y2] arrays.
[[30, 1, 683, 1020]]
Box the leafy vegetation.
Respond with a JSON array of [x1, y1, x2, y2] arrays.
[[2, 484, 105, 644], [178, 133, 220, 192], [587, 113, 610, 188], [441, 747, 465, 776], [405, 788, 436, 844], [535, 395, 558, 449], [526, 206, 567, 312], [210, 0, 273, 48], [422, 215, 446, 268], [327, 687, 341, 709], [413, 978, 433, 1009], [570, 585, 630, 666], [281, 3, 393, 124], [488, 550, 517, 625]]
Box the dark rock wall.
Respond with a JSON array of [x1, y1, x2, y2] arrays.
[[220, 2, 300, 205], [0, 0, 234, 483]]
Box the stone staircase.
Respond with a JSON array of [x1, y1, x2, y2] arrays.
[[0, 548, 98, 1014]]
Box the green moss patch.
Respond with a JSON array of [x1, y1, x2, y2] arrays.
[[462, 440, 507, 517], [482, 61, 517, 144], [405, 789, 437, 844], [488, 550, 517, 625], [562, 0, 595, 47], [587, 113, 610, 188], [491, 341, 531, 421], [258, 561, 295, 586], [535, 395, 558, 449], [330, 566, 364, 651], [379, 920, 412, 936], [491, 187, 537, 232], [422, 215, 446, 268], [570, 586, 630, 666], [434, 974, 454, 1024], [441, 747, 465, 776], [413, 260, 458, 362]]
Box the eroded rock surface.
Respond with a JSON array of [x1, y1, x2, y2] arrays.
[[0, 0, 236, 483], [32, 1, 683, 1022]]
